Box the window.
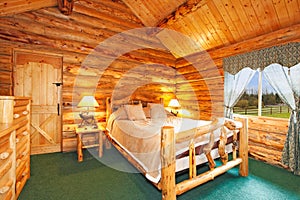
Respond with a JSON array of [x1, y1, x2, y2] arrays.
[[233, 69, 290, 118]]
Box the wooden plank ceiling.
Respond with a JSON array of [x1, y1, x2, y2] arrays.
[[1, 0, 299, 58], [123, 0, 300, 57]]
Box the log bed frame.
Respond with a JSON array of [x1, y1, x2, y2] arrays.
[[104, 97, 248, 200]]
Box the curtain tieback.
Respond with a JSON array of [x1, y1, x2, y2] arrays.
[[292, 110, 298, 124]]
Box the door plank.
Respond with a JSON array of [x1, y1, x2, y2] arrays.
[[31, 105, 57, 113], [31, 114, 56, 138], [31, 123, 55, 144], [14, 65, 24, 96]]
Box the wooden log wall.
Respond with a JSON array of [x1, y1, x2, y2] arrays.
[[246, 116, 289, 167], [175, 54, 223, 120], [0, 46, 13, 95], [0, 0, 176, 152]]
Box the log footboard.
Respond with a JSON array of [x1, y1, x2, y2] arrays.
[[105, 97, 248, 200], [161, 117, 248, 200]]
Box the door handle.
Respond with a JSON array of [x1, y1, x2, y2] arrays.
[[57, 103, 60, 116], [52, 82, 62, 116]]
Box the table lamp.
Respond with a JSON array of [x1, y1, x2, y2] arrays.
[[77, 96, 99, 128], [168, 99, 180, 116]]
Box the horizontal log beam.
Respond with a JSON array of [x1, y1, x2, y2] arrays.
[[77, 0, 141, 25], [0, 0, 57, 17], [73, 2, 141, 29], [176, 158, 242, 195], [157, 0, 205, 27], [175, 118, 220, 143], [58, 0, 74, 15]]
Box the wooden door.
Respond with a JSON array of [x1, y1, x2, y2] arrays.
[[13, 51, 62, 154]]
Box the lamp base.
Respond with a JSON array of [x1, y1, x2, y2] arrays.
[[79, 113, 98, 128], [170, 110, 178, 116]]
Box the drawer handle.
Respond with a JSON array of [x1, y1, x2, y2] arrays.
[[22, 171, 28, 176], [14, 114, 20, 119], [22, 111, 29, 115], [0, 152, 9, 160], [22, 131, 29, 136], [0, 186, 9, 194]]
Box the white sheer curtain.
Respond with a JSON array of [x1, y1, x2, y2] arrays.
[[264, 63, 300, 175], [224, 67, 256, 118]]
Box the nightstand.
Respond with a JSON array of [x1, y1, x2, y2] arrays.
[[75, 125, 105, 162]]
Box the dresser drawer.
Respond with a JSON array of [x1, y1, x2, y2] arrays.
[[0, 160, 14, 199], [0, 148, 13, 169], [2, 190, 13, 200], [13, 105, 29, 118], [14, 99, 29, 107], [16, 171, 29, 198], [13, 99, 30, 125], [16, 140, 28, 160], [0, 134, 12, 169], [16, 157, 28, 181], [0, 179, 13, 200], [16, 126, 29, 145], [0, 133, 10, 151]]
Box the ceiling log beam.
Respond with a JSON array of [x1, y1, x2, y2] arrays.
[[156, 0, 206, 27], [58, 0, 74, 15]]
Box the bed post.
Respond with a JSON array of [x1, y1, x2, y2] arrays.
[[159, 98, 164, 105], [238, 117, 248, 176], [161, 126, 176, 200], [106, 97, 111, 122]]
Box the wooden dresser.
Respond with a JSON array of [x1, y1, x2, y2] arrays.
[[0, 96, 31, 200]]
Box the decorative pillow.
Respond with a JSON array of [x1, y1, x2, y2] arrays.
[[149, 103, 167, 119], [124, 104, 146, 121]]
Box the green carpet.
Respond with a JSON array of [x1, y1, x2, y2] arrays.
[[19, 148, 300, 200]]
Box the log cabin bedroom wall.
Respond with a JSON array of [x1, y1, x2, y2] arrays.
[[0, 0, 299, 165]]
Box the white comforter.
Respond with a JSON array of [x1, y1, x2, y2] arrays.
[[106, 114, 227, 183]]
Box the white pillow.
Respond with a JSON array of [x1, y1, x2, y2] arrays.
[[149, 103, 167, 119], [124, 104, 146, 121], [114, 106, 128, 120]]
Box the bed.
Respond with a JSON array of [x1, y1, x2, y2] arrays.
[[104, 97, 248, 200]]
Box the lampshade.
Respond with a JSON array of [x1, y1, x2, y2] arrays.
[[78, 96, 99, 107], [168, 99, 180, 107]]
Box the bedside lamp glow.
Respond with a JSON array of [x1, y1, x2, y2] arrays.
[[168, 99, 180, 116], [78, 96, 99, 109], [168, 99, 180, 107], [77, 96, 99, 128]]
